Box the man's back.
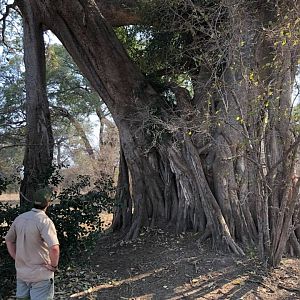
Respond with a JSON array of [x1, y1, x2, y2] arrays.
[[5, 208, 58, 282]]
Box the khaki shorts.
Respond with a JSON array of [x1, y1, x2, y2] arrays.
[[16, 277, 54, 300]]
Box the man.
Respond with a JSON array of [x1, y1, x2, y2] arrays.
[[5, 187, 60, 300]]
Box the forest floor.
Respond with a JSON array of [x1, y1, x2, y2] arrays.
[[54, 227, 300, 300], [2, 195, 300, 300]]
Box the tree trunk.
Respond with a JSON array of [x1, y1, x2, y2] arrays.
[[18, 0, 54, 209], [111, 146, 132, 232]]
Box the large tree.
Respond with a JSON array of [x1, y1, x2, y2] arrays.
[[8, 0, 300, 266]]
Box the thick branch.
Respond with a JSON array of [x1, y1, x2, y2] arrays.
[[0, 2, 17, 46], [32, 0, 159, 125]]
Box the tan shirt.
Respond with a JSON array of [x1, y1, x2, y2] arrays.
[[5, 208, 59, 282]]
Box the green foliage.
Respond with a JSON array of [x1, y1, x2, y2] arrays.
[[293, 103, 300, 133], [0, 12, 27, 182], [1, 39, 105, 170], [0, 201, 21, 300], [0, 7, 25, 133], [46, 44, 100, 118], [48, 174, 114, 260], [0, 175, 10, 195], [0, 45, 26, 149], [116, 0, 225, 81], [115, 24, 186, 81], [0, 146, 24, 193], [0, 173, 20, 194]]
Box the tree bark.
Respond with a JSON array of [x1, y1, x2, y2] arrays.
[[18, 0, 54, 209], [111, 146, 132, 232]]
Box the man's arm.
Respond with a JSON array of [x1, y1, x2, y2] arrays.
[[5, 221, 16, 260], [6, 240, 16, 260], [45, 244, 60, 271], [41, 218, 60, 271], [49, 244, 60, 267]]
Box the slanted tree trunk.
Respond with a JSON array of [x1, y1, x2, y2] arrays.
[[96, 107, 115, 147], [55, 137, 67, 166], [16, 0, 300, 266], [52, 105, 95, 159], [18, 1, 54, 209]]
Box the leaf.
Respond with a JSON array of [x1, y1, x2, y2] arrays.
[[232, 278, 244, 285], [249, 72, 255, 81]]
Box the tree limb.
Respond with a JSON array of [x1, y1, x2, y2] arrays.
[[0, 1, 17, 46], [0, 143, 26, 151], [51, 105, 95, 158]]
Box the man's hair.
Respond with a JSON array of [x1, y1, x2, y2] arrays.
[[32, 187, 52, 210]]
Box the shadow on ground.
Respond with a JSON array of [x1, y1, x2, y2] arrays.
[[55, 230, 300, 300]]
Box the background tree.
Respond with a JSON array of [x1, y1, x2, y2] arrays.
[[45, 42, 120, 182], [0, 4, 25, 190], [0, 12, 119, 190], [45, 43, 119, 164]]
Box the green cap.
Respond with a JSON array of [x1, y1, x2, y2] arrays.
[[33, 187, 52, 206]]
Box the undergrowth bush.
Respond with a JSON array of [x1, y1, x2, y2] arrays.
[[0, 173, 115, 300], [0, 202, 21, 300], [48, 174, 115, 260]]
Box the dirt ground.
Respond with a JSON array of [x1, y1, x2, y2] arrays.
[[53, 229, 300, 300], [2, 195, 299, 300]]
